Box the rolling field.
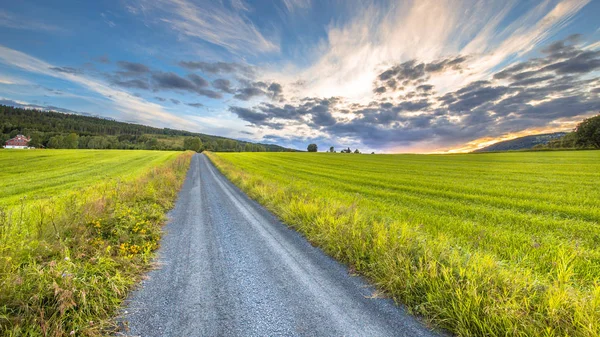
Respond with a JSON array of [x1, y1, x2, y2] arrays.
[[0, 150, 192, 336], [208, 151, 600, 337]]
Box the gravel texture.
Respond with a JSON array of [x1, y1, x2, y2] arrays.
[[121, 153, 440, 337]]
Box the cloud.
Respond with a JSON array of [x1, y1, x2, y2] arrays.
[[186, 102, 204, 108], [109, 78, 150, 90], [0, 44, 192, 129], [187, 73, 209, 87], [154, 96, 167, 102], [170, 98, 180, 104], [179, 61, 254, 77], [117, 61, 150, 74], [151, 71, 222, 98], [282, 0, 311, 13], [233, 80, 284, 101], [212, 78, 235, 94], [49, 66, 83, 75], [130, 0, 279, 55], [0, 9, 64, 33], [230, 37, 600, 152], [265, 0, 590, 103]]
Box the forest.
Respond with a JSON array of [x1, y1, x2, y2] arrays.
[[0, 105, 291, 152]]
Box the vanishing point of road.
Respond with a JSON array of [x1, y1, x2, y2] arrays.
[[122, 154, 440, 337]]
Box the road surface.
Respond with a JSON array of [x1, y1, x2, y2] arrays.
[[121, 154, 440, 337]]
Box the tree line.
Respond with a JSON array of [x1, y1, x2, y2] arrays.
[[0, 105, 291, 152], [307, 144, 369, 154], [535, 114, 600, 150]]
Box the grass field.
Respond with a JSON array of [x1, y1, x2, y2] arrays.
[[208, 151, 600, 337], [0, 150, 192, 336]]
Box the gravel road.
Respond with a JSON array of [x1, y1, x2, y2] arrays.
[[121, 153, 440, 337]]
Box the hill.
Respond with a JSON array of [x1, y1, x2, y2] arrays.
[[0, 105, 292, 152], [473, 132, 567, 152]]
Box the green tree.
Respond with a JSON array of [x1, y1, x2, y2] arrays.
[[307, 144, 318, 152], [575, 114, 600, 148], [329, 146, 335, 153], [47, 136, 63, 149], [183, 137, 203, 152], [354, 149, 360, 154], [62, 133, 79, 149]]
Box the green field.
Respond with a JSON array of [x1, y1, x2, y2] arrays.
[[0, 150, 182, 206], [0, 150, 192, 336], [208, 151, 600, 337]]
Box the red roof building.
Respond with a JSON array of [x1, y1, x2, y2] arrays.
[[4, 135, 31, 149]]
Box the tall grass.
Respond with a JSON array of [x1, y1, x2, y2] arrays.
[[0, 150, 193, 336], [207, 151, 600, 337]]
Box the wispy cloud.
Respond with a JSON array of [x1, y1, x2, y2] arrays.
[[129, 0, 279, 55], [0, 9, 64, 32], [0, 44, 192, 129], [267, 0, 590, 102]]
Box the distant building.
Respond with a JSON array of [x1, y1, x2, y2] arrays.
[[4, 135, 31, 149]]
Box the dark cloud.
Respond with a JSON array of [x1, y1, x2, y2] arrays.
[[109, 78, 150, 90], [186, 102, 204, 108], [268, 82, 282, 96], [234, 87, 265, 101], [229, 106, 268, 124], [151, 72, 222, 99], [188, 74, 209, 87], [233, 80, 285, 101], [117, 61, 150, 74], [212, 78, 235, 93], [49, 66, 82, 75], [170, 98, 180, 105], [154, 96, 167, 102], [178, 61, 254, 77]]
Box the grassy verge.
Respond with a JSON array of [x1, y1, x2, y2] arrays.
[[207, 151, 600, 337], [0, 150, 193, 336]]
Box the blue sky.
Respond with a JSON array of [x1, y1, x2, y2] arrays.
[[0, 0, 599, 152]]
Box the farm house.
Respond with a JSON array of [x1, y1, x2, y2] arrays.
[[4, 134, 31, 149]]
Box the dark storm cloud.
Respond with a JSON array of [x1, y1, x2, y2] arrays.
[[117, 61, 150, 74], [49, 66, 82, 75]]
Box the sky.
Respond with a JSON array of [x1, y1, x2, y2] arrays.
[[0, 0, 599, 153]]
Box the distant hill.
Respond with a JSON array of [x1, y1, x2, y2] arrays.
[[0, 105, 293, 152], [473, 132, 568, 153]]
